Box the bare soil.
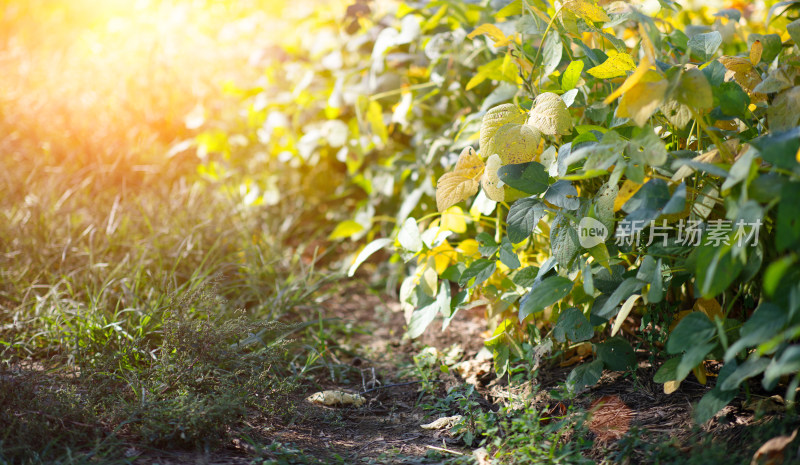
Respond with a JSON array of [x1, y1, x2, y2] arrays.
[[127, 285, 798, 464]]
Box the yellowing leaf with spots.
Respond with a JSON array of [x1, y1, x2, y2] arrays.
[[481, 154, 505, 202], [480, 104, 528, 155], [467, 23, 513, 47], [587, 52, 636, 79], [436, 147, 485, 211], [484, 124, 542, 165], [527, 92, 572, 136], [614, 180, 645, 212], [441, 206, 468, 233], [562, 0, 610, 23]]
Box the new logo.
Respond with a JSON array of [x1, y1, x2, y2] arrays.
[[578, 217, 608, 249]]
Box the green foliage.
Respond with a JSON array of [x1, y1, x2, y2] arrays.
[[337, 0, 800, 425]]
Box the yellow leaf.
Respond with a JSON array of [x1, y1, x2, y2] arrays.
[[328, 220, 364, 240], [586, 52, 636, 79], [481, 154, 505, 202], [612, 294, 641, 336], [527, 92, 572, 136], [692, 364, 708, 385], [750, 39, 763, 65], [638, 23, 656, 63], [562, 0, 610, 23], [484, 124, 542, 165], [437, 172, 480, 212], [430, 242, 458, 275], [664, 380, 681, 394], [604, 56, 652, 105], [719, 56, 766, 103], [366, 99, 388, 143], [436, 147, 485, 211], [452, 146, 485, 176], [465, 71, 488, 91], [617, 77, 668, 127], [441, 206, 468, 233], [457, 239, 480, 258], [694, 297, 723, 321], [614, 179, 645, 212], [480, 104, 528, 153], [467, 23, 513, 47]]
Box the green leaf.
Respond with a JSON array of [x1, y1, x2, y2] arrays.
[[567, 359, 604, 392], [348, 238, 392, 277], [788, 19, 800, 47], [695, 244, 743, 299], [594, 181, 617, 233], [512, 266, 539, 288], [688, 31, 722, 62], [654, 357, 682, 383], [725, 303, 788, 361], [550, 213, 581, 268], [677, 67, 713, 110], [666, 312, 716, 354], [764, 346, 800, 390], [676, 341, 716, 382], [398, 217, 422, 252], [764, 255, 797, 297], [627, 128, 668, 167], [499, 239, 521, 270], [553, 307, 594, 343], [693, 386, 738, 424], [777, 182, 800, 252], [561, 60, 584, 91], [749, 127, 800, 172], [721, 147, 757, 191], [596, 337, 636, 371], [595, 277, 644, 321], [544, 181, 580, 210], [459, 259, 497, 287], [540, 30, 563, 82], [718, 356, 769, 391], [477, 232, 500, 256], [497, 161, 550, 195], [714, 82, 750, 118], [507, 198, 545, 244], [519, 276, 573, 322], [408, 281, 450, 339]]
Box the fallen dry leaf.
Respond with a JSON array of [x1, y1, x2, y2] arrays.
[[751, 429, 797, 465], [306, 390, 366, 407], [421, 415, 462, 430]]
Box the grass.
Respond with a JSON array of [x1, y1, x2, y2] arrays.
[[0, 2, 343, 462]]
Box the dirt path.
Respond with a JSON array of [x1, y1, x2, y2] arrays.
[[127, 287, 798, 464]]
